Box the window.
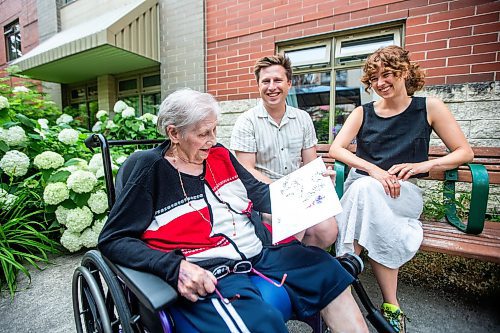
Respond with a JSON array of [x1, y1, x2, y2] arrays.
[[67, 83, 98, 129], [280, 26, 402, 143], [117, 73, 161, 115], [4, 20, 22, 62]]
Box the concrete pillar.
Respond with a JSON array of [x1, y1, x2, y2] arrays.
[[97, 74, 117, 112], [159, 0, 205, 100]]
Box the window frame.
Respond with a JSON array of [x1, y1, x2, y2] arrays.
[[277, 23, 404, 143], [117, 72, 161, 115], [4, 20, 22, 62]]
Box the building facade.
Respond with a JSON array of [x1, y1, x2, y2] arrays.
[[2, 0, 499, 209]]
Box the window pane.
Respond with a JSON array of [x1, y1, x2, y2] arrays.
[[285, 45, 329, 67], [4, 21, 22, 61], [87, 86, 98, 100], [333, 68, 372, 138], [289, 72, 331, 143], [71, 87, 86, 100], [143, 74, 161, 88], [142, 93, 161, 115], [121, 96, 140, 115], [118, 79, 138, 92], [340, 34, 394, 56]]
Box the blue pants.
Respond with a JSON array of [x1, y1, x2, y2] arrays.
[[174, 242, 354, 333]]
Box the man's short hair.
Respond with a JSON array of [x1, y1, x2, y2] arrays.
[[253, 54, 292, 82]]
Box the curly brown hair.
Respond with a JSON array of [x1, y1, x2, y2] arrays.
[[360, 45, 425, 96], [253, 54, 293, 83]]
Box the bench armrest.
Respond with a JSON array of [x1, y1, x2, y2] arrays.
[[444, 163, 489, 234], [102, 256, 178, 312], [334, 161, 348, 198]]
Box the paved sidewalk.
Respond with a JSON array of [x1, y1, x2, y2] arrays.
[[0, 252, 498, 333]]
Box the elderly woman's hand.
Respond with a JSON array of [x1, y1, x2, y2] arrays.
[[178, 260, 217, 302]]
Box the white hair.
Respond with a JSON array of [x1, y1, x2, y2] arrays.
[[156, 88, 220, 136]]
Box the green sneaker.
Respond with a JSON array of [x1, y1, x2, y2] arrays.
[[381, 303, 408, 333]]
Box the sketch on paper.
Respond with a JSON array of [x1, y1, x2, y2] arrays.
[[270, 157, 342, 244]]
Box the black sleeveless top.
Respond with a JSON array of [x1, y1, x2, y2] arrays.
[[355, 97, 432, 178]]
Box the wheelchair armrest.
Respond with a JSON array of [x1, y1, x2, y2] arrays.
[[102, 256, 178, 313]]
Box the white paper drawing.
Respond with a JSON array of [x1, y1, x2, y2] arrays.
[[269, 157, 342, 244]]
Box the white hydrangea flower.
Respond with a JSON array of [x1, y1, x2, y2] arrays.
[[113, 100, 128, 113], [80, 227, 99, 248], [0, 96, 9, 109], [0, 188, 17, 210], [2, 126, 27, 147], [95, 168, 105, 179], [60, 229, 82, 252], [0, 150, 30, 177], [56, 114, 73, 125], [95, 110, 109, 120], [138, 123, 145, 131], [55, 205, 70, 225], [121, 106, 135, 118], [67, 170, 97, 193], [115, 156, 127, 165], [12, 85, 30, 93], [37, 118, 49, 129], [92, 216, 107, 234], [139, 113, 155, 123], [91, 121, 102, 132], [87, 190, 108, 214], [58, 128, 80, 145], [65, 206, 93, 233], [34, 127, 46, 139], [88, 154, 103, 173], [43, 182, 70, 205], [60, 158, 88, 172], [34, 151, 65, 170], [105, 120, 118, 129]]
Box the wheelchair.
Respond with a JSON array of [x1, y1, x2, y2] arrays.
[[72, 134, 395, 333]]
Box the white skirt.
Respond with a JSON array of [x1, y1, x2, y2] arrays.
[[335, 169, 424, 269]]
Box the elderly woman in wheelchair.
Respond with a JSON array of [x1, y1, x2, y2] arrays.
[[94, 88, 369, 333]]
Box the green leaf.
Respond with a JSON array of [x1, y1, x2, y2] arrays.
[[15, 114, 35, 128], [48, 170, 71, 183], [41, 169, 53, 182], [70, 191, 91, 207], [65, 158, 84, 166], [60, 199, 77, 209], [0, 108, 10, 124], [0, 140, 8, 152]]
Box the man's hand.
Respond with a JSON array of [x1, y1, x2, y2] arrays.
[[322, 166, 336, 187], [177, 260, 217, 302]]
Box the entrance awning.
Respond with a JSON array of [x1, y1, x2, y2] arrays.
[[12, 0, 159, 84]]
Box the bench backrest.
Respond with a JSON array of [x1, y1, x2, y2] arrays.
[[317, 144, 500, 185]]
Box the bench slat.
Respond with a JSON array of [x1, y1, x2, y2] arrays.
[[422, 221, 500, 263]]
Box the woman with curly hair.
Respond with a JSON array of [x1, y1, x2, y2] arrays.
[[329, 45, 473, 332]]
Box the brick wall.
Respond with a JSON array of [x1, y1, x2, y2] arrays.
[[0, 0, 39, 68], [206, 0, 499, 101]]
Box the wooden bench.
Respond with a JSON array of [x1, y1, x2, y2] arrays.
[[316, 144, 500, 263]]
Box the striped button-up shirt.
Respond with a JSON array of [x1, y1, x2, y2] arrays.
[[230, 102, 317, 180]]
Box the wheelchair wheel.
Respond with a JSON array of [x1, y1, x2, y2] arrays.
[[73, 266, 112, 333], [74, 250, 135, 333]]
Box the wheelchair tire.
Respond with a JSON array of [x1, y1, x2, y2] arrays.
[[79, 250, 135, 333], [72, 266, 112, 333]]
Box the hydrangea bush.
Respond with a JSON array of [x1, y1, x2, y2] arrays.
[[0, 87, 161, 295]]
